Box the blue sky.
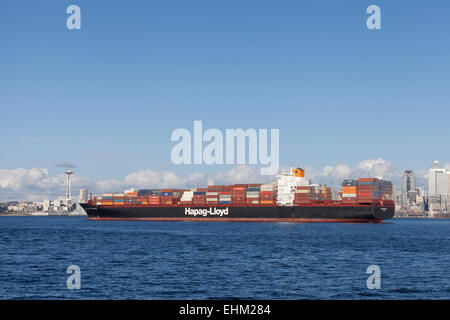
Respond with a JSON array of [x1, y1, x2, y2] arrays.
[[1, 0, 449, 186]]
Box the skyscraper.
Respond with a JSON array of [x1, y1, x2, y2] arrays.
[[79, 189, 88, 204], [428, 161, 447, 196], [402, 170, 416, 193], [428, 161, 448, 214], [447, 172, 450, 207], [401, 170, 416, 207]]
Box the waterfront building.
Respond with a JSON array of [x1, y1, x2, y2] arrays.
[[79, 189, 88, 203]]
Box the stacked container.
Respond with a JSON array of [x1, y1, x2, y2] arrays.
[[192, 191, 206, 205], [232, 185, 247, 205], [148, 195, 160, 205], [125, 195, 137, 205], [309, 186, 322, 201], [180, 189, 194, 205], [246, 184, 261, 205], [219, 186, 232, 205], [260, 184, 276, 204], [160, 194, 173, 205], [294, 186, 310, 204], [101, 193, 123, 206], [357, 178, 380, 202], [322, 186, 332, 201], [206, 186, 219, 205], [342, 179, 358, 203]]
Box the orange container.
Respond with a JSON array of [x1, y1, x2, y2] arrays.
[[292, 168, 305, 177], [342, 186, 357, 194]]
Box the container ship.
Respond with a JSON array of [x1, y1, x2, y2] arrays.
[[81, 168, 394, 222]]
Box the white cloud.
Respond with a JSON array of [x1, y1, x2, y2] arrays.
[[121, 165, 272, 189], [0, 165, 273, 202], [0, 168, 65, 201], [303, 158, 398, 187], [354, 158, 397, 179], [0, 158, 434, 202]]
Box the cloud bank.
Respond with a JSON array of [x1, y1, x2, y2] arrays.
[[0, 158, 437, 202]]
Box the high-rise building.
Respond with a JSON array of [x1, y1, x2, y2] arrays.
[[447, 172, 450, 207], [79, 189, 88, 204], [428, 161, 448, 215], [402, 170, 416, 193], [401, 170, 416, 207], [428, 161, 447, 196]]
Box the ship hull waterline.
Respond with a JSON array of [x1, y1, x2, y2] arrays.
[[81, 203, 394, 223]]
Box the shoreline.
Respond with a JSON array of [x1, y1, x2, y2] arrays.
[[0, 213, 87, 217]]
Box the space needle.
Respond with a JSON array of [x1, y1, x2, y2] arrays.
[[65, 169, 73, 199]]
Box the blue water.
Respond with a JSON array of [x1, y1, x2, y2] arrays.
[[0, 217, 449, 299]]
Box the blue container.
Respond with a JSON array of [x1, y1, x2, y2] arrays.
[[194, 192, 206, 195], [138, 189, 151, 196]]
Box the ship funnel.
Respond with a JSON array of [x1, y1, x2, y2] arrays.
[[292, 168, 305, 178]]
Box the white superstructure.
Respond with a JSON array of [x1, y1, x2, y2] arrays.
[[276, 168, 310, 206]]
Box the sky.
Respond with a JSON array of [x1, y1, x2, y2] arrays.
[[1, 1, 450, 200]]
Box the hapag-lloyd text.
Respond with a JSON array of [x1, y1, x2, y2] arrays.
[[185, 207, 229, 217]]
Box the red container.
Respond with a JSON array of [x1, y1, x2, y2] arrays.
[[358, 178, 379, 182]]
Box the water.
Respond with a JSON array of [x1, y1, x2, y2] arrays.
[[0, 217, 449, 299]]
